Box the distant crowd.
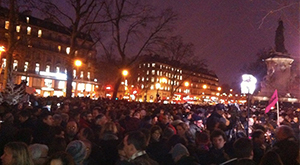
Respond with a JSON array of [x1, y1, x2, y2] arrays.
[[0, 96, 299, 165]]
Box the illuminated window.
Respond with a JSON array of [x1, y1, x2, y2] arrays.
[[80, 71, 83, 78], [151, 77, 154, 82], [152, 70, 155, 75], [146, 70, 149, 75], [157, 71, 159, 75], [21, 76, 29, 86], [160, 65, 162, 69], [179, 89, 181, 92], [150, 85, 154, 90], [139, 64, 141, 68], [152, 63, 155, 67], [146, 77, 149, 81], [58, 81, 65, 89], [142, 77, 144, 82], [16, 25, 21, 32], [75, 50, 78, 56], [86, 84, 92, 92], [141, 84, 144, 89], [66, 47, 70, 54], [137, 77, 140, 82], [148, 63, 150, 67], [38, 29, 42, 37], [73, 70, 76, 78], [87, 72, 90, 80], [78, 83, 85, 91], [160, 71, 162, 76], [45, 65, 50, 72], [56, 67, 60, 73], [44, 79, 53, 87], [180, 76, 182, 80], [26, 17, 29, 23], [13, 60, 18, 71], [5, 21, 9, 29], [65, 69, 67, 74], [35, 63, 39, 72], [27, 26, 31, 35], [24, 62, 29, 72]]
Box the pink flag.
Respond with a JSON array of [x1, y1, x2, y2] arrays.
[[265, 89, 278, 113]]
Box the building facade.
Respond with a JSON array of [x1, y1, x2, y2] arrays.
[[132, 55, 220, 104], [0, 7, 99, 97]]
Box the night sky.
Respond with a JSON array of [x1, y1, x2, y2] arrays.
[[151, 0, 299, 85]]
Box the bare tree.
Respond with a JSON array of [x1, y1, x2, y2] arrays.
[[98, 0, 177, 99], [29, 0, 109, 97]]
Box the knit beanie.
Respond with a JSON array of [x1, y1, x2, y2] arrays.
[[66, 140, 87, 165], [170, 143, 189, 160]]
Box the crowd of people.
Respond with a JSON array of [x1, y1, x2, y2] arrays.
[[0, 96, 299, 165]]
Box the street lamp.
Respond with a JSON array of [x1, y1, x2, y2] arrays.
[[241, 74, 257, 137], [155, 83, 161, 102], [122, 69, 129, 96], [74, 59, 82, 97]]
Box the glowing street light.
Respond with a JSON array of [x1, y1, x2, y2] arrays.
[[202, 84, 207, 89], [217, 87, 222, 91], [122, 70, 128, 77], [161, 77, 167, 83], [74, 60, 82, 67], [241, 74, 257, 137], [184, 81, 189, 87]]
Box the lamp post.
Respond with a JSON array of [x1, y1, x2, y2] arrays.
[[240, 74, 257, 137], [155, 83, 161, 102], [122, 69, 129, 97], [74, 59, 82, 97]]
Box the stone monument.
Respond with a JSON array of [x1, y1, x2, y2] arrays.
[[256, 20, 299, 104]]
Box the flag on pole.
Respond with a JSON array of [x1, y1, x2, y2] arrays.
[[265, 89, 278, 113]]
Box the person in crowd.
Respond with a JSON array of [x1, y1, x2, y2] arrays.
[[77, 127, 95, 142], [251, 129, 266, 164], [65, 120, 79, 143], [170, 143, 199, 165], [98, 122, 120, 165], [147, 125, 164, 163], [28, 143, 49, 165], [158, 113, 177, 134], [272, 125, 299, 165], [79, 111, 93, 128], [1, 141, 34, 165], [65, 140, 87, 165], [18, 110, 35, 130], [52, 114, 63, 127], [206, 103, 230, 133], [259, 150, 283, 165], [33, 111, 54, 145], [176, 122, 195, 144], [229, 137, 256, 165], [123, 131, 158, 164], [47, 137, 67, 156], [207, 129, 230, 165], [91, 107, 102, 120], [92, 113, 107, 138], [45, 151, 75, 165], [189, 114, 204, 138], [193, 131, 210, 165]]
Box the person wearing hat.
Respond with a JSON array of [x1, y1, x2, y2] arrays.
[[170, 143, 199, 164], [206, 104, 230, 133], [189, 114, 204, 139]]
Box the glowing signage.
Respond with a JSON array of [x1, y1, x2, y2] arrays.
[[39, 71, 67, 80]]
